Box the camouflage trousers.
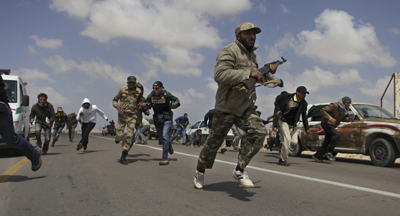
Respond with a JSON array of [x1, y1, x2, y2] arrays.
[[197, 107, 267, 170], [115, 113, 137, 151]]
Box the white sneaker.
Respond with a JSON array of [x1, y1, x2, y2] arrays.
[[232, 169, 254, 188], [194, 170, 205, 189]]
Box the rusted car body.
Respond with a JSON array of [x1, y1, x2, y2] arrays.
[[268, 102, 400, 167]]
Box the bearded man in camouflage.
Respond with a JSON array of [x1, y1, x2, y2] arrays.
[[113, 76, 145, 165], [194, 22, 279, 189]]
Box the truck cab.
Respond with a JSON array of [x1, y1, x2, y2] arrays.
[[0, 69, 30, 151]]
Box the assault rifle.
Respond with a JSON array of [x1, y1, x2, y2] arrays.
[[243, 57, 287, 89]]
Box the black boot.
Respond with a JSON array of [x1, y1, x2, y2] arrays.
[[120, 150, 128, 165]]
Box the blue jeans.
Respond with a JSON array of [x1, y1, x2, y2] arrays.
[[131, 123, 140, 144], [171, 126, 187, 143], [0, 104, 38, 161], [52, 126, 64, 143], [35, 122, 51, 152], [315, 123, 341, 158], [155, 120, 172, 160]]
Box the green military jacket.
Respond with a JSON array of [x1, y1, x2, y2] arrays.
[[54, 112, 68, 128], [321, 102, 351, 128], [67, 114, 78, 128], [113, 84, 145, 114], [145, 90, 179, 118], [214, 40, 259, 117]]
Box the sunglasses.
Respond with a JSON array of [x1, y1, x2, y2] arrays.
[[153, 87, 159, 90], [39, 99, 46, 101]]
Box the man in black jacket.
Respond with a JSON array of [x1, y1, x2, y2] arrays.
[[274, 86, 310, 166], [0, 75, 42, 171], [30, 93, 55, 155]]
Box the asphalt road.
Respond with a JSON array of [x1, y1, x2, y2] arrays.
[[0, 133, 399, 216]]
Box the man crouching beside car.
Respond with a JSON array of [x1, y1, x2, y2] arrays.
[[312, 96, 354, 162]]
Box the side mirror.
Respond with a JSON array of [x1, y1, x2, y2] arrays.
[[22, 95, 29, 106]]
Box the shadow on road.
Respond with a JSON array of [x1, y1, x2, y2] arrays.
[[79, 150, 108, 154], [120, 154, 179, 164], [203, 181, 259, 201], [0, 175, 46, 183], [43, 152, 62, 156]]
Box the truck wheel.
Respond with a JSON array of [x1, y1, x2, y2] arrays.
[[288, 139, 302, 157], [369, 138, 396, 167]]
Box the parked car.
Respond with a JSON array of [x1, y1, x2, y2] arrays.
[[102, 124, 116, 136], [268, 102, 400, 167], [186, 120, 235, 146]]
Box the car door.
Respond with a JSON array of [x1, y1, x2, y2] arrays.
[[300, 105, 326, 151]]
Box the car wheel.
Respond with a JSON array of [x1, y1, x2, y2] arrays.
[[288, 138, 302, 157], [369, 138, 396, 167]]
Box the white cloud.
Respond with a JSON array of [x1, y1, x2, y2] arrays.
[[187, 88, 207, 99], [15, 68, 55, 83], [280, 4, 290, 14], [170, 88, 208, 108], [28, 86, 71, 105], [390, 28, 400, 35], [30, 35, 63, 49], [49, 0, 253, 77], [278, 66, 365, 93], [268, 9, 397, 68], [205, 76, 218, 92], [256, 3, 267, 13], [256, 93, 279, 111], [27, 45, 37, 54], [359, 75, 393, 97], [43, 55, 132, 85], [160, 46, 204, 76], [49, 0, 93, 19]]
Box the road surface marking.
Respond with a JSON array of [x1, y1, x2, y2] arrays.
[[0, 158, 29, 186], [98, 135, 400, 199]]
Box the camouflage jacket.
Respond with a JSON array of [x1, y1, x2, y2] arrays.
[[321, 102, 351, 128], [54, 112, 68, 129], [67, 114, 78, 128], [214, 40, 259, 117], [113, 85, 144, 114]]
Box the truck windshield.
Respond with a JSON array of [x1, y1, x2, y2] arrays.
[[3, 80, 17, 103], [353, 104, 396, 119]]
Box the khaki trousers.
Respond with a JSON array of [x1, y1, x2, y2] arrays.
[[278, 120, 298, 162]]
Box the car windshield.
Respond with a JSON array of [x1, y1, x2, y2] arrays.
[[353, 104, 396, 119], [3, 80, 17, 103], [193, 121, 201, 129]]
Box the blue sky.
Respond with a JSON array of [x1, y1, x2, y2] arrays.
[[1, 0, 399, 129]]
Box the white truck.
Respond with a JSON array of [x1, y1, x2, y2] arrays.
[[0, 69, 30, 153]]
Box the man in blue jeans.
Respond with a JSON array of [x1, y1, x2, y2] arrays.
[[30, 93, 55, 155], [145, 81, 180, 165], [0, 75, 42, 171], [170, 113, 189, 145]]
